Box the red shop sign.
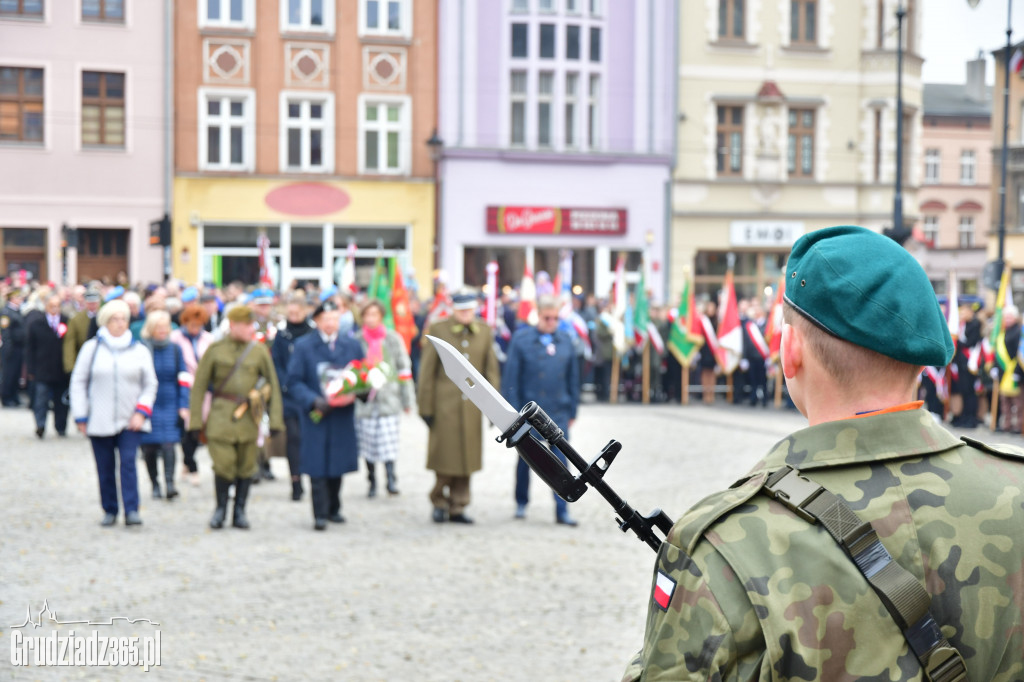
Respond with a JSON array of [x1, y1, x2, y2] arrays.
[[486, 206, 627, 236]]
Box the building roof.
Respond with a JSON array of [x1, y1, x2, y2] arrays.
[[922, 83, 992, 118]]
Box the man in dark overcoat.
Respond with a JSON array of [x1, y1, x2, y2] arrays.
[[287, 300, 364, 530], [25, 293, 69, 438], [1, 288, 26, 407], [417, 290, 500, 524]]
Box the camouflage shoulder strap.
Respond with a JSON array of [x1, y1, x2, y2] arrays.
[[763, 466, 968, 682]]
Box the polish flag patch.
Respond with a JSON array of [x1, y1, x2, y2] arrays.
[[653, 570, 676, 610]]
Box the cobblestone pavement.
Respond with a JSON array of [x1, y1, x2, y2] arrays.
[[3, 400, 1020, 681]]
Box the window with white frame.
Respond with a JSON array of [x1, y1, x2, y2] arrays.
[[200, 0, 253, 29], [589, 0, 600, 15], [510, 70, 527, 146], [360, 97, 409, 175], [282, 0, 333, 32], [924, 148, 940, 184], [564, 73, 578, 148], [958, 215, 974, 248], [537, 72, 553, 147], [959, 150, 976, 185], [538, 0, 553, 11], [281, 94, 333, 173], [587, 74, 600, 149], [566, 0, 579, 11], [511, 0, 528, 11], [922, 215, 939, 246], [361, 0, 409, 38], [199, 90, 254, 171]]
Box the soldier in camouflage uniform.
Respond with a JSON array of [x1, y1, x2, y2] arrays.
[[624, 226, 1024, 681], [189, 305, 283, 530]]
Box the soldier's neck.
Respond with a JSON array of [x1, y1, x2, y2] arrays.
[[803, 384, 917, 427]]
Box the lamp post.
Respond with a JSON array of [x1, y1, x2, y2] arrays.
[[427, 129, 445, 273], [892, 0, 907, 242], [968, 0, 1013, 276]]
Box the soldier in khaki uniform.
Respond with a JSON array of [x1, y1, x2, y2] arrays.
[[63, 286, 100, 374], [417, 290, 500, 524], [189, 305, 283, 530], [624, 226, 1024, 681]]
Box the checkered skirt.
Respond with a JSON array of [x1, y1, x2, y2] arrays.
[[356, 414, 401, 463]]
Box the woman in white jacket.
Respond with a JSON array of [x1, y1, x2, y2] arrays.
[[70, 299, 158, 527]]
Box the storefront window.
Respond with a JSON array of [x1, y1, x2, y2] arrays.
[[204, 224, 280, 248], [464, 247, 526, 290], [534, 248, 594, 294], [332, 225, 406, 251], [291, 225, 323, 268], [694, 250, 789, 305]]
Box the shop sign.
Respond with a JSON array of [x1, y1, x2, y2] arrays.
[[487, 206, 627, 236], [730, 220, 803, 247]]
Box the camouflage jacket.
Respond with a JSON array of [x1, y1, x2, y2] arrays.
[[624, 409, 1024, 681]]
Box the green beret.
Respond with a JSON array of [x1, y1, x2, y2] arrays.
[[227, 305, 254, 323], [784, 225, 953, 367]]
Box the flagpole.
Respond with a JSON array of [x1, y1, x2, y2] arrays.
[[642, 339, 650, 405], [991, 383, 1000, 432], [774, 367, 783, 407], [726, 372, 733, 403], [681, 363, 690, 405], [610, 350, 620, 404]]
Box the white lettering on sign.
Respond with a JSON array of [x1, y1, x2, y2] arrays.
[[568, 210, 621, 232], [729, 221, 804, 247], [503, 208, 557, 232]]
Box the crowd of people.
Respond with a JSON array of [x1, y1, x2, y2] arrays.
[[0, 271, 1015, 532]]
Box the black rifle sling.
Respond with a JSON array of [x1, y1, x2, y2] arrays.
[[762, 466, 968, 682]]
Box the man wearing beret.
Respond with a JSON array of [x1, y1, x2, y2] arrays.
[[624, 226, 1024, 681], [189, 305, 284, 530]]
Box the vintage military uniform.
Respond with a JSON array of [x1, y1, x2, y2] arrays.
[[417, 301, 500, 522], [189, 306, 284, 529], [625, 227, 1024, 681]]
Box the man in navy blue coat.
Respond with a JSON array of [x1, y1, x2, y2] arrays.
[[501, 295, 580, 526], [286, 300, 365, 531], [272, 291, 316, 501]]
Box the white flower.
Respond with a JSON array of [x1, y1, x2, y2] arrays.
[[367, 367, 388, 390]]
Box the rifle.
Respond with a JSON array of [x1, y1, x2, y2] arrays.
[[426, 335, 674, 552]]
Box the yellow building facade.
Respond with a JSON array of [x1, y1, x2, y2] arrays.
[[672, 0, 924, 302], [171, 177, 435, 294]]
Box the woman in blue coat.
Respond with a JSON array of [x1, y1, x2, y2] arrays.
[[286, 299, 364, 530], [140, 311, 189, 500]]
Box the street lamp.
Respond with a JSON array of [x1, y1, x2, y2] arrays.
[[426, 129, 445, 272], [891, 0, 908, 243], [968, 0, 1013, 277]]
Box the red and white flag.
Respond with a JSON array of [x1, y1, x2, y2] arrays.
[[518, 264, 537, 325], [257, 233, 273, 288], [653, 570, 676, 610], [340, 242, 357, 294], [484, 261, 499, 329], [716, 268, 742, 374], [1012, 48, 1024, 75], [647, 321, 665, 355], [765, 276, 785, 360]]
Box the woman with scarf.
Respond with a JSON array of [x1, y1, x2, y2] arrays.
[[170, 303, 213, 486], [70, 299, 158, 527], [139, 310, 190, 500], [356, 299, 416, 497]]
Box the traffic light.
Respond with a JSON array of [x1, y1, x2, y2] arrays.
[[149, 213, 171, 247]]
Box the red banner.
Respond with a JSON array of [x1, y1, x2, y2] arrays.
[[486, 206, 627, 236]]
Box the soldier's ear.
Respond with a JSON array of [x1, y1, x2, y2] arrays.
[[781, 323, 802, 380]]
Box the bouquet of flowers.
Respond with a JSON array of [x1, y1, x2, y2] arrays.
[[310, 360, 410, 423]]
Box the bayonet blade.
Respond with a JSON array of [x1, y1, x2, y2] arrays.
[[425, 335, 518, 432]]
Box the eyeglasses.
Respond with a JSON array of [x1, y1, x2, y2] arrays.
[[540, 315, 559, 322]]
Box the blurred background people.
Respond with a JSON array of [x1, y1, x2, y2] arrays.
[[286, 300, 364, 531], [355, 299, 416, 498], [70, 300, 157, 527], [139, 310, 189, 501], [64, 286, 101, 375], [271, 291, 316, 501], [1, 288, 26, 407], [170, 303, 213, 486], [417, 290, 499, 524], [502, 295, 580, 526], [25, 293, 69, 438]]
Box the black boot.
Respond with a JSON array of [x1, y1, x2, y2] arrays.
[[310, 477, 328, 530], [366, 461, 377, 498], [385, 461, 399, 496], [163, 446, 178, 500], [143, 447, 161, 498], [328, 477, 344, 523], [210, 476, 231, 529], [291, 477, 303, 501], [232, 477, 251, 529]]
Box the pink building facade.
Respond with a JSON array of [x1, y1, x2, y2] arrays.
[[914, 60, 991, 296], [0, 0, 167, 285]]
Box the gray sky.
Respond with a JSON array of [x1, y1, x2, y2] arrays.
[[922, 0, 1024, 85]]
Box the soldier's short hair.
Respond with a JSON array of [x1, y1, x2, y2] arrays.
[[537, 295, 560, 313], [783, 302, 920, 389]]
